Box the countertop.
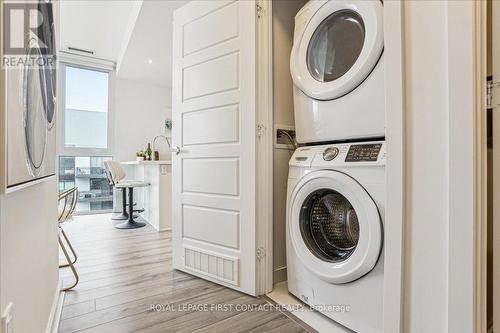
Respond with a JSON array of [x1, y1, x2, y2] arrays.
[[121, 160, 172, 165]]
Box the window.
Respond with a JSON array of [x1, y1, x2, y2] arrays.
[[58, 60, 115, 214], [64, 66, 110, 149], [59, 156, 113, 214]]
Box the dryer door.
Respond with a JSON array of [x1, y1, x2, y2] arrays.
[[289, 170, 382, 283], [290, 0, 383, 101]]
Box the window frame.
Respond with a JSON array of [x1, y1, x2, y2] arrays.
[[58, 60, 115, 157]]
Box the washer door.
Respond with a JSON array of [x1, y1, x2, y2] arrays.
[[38, 0, 57, 130], [289, 170, 382, 283], [290, 0, 383, 101], [22, 35, 48, 177]]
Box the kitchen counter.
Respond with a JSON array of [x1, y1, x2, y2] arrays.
[[121, 160, 172, 165], [117, 160, 172, 231]]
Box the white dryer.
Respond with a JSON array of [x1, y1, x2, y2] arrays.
[[286, 141, 385, 332], [290, 0, 385, 143]]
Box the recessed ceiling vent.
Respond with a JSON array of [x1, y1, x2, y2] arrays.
[[67, 46, 94, 55]]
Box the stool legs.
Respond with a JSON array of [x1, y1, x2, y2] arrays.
[[115, 187, 146, 229], [59, 230, 79, 291], [111, 188, 129, 220], [112, 187, 140, 221], [59, 228, 77, 267]]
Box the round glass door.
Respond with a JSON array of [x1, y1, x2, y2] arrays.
[[38, 1, 56, 129], [289, 170, 382, 283], [300, 188, 360, 263], [307, 10, 365, 83], [290, 1, 383, 101], [23, 37, 48, 177]]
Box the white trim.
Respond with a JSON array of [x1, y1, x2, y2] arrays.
[[447, 2, 477, 332], [57, 61, 115, 157], [382, 1, 405, 332], [58, 51, 115, 72], [46, 283, 65, 333], [256, 0, 274, 295], [473, 1, 487, 331], [0, 2, 5, 194]]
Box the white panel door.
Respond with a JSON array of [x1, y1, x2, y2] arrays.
[[172, 0, 257, 295]]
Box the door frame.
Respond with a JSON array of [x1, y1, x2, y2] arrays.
[[472, 1, 488, 331], [382, 1, 488, 331], [476, 0, 488, 330], [381, 1, 405, 331], [256, 0, 274, 295], [448, 1, 487, 332]]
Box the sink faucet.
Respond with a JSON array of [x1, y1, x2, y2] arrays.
[[152, 135, 171, 161]]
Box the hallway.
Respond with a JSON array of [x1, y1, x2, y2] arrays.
[[58, 215, 313, 332]]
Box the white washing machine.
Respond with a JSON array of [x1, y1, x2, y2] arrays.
[[290, 0, 385, 144], [286, 141, 385, 332]]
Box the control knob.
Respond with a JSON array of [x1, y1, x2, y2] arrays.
[[323, 147, 339, 161]]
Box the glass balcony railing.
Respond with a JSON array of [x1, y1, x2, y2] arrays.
[[58, 156, 113, 214]]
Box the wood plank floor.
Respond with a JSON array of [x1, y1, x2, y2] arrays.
[[58, 214, 314, 333]]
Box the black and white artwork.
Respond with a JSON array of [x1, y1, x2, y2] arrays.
[[6, 1, 57, 188]]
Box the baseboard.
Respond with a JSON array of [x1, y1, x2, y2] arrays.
[[46, 281, 65, 333]]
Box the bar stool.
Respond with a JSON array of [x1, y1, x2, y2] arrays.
[[58, 187, 79, 291], [104, 161, 141, 220], [107, 161, 150, 229]]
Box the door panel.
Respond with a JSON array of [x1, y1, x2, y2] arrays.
[[172, 0, 257, 295], [183, 205, 240, 249], [182, 158, 239, 195], [182, 1, 239, 56], [182, 104, 239, 146], [182, 52, 239, 100]]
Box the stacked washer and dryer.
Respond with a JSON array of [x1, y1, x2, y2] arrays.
[[286, 1, 385, 332]]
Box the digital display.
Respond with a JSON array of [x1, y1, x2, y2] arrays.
[[345, 144, 382, 162]]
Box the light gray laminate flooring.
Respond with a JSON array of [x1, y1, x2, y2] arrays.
[[58, 214, 314, 333]]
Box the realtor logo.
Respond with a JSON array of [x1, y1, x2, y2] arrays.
[[2, 1, 56, 67]]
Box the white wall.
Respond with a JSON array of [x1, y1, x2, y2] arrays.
[[0, 179, 59, 333], [0, 2, 60, 332], [403, 2, 449, 330], [402, 1, 476, 332], [272, 0, 306, 284], [114, 78, 172, 162]]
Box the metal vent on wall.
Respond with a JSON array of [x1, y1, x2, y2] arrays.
[[184, 247, 239, 285]]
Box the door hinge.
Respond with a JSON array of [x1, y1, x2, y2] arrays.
[[487, 79, 500, 109], [256, 3, 263, 19], [256, 124, 266, 139], [256, 246, 266, 261]]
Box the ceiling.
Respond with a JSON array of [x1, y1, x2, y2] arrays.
[[117, 0, 187, 87], [60, 0, 188, 88], [60, 0, 141, 61]]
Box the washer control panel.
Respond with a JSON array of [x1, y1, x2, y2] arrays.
[[290, 141, 386, 168], [345, 143, 382, 162], [322, 147, 339, 161]]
